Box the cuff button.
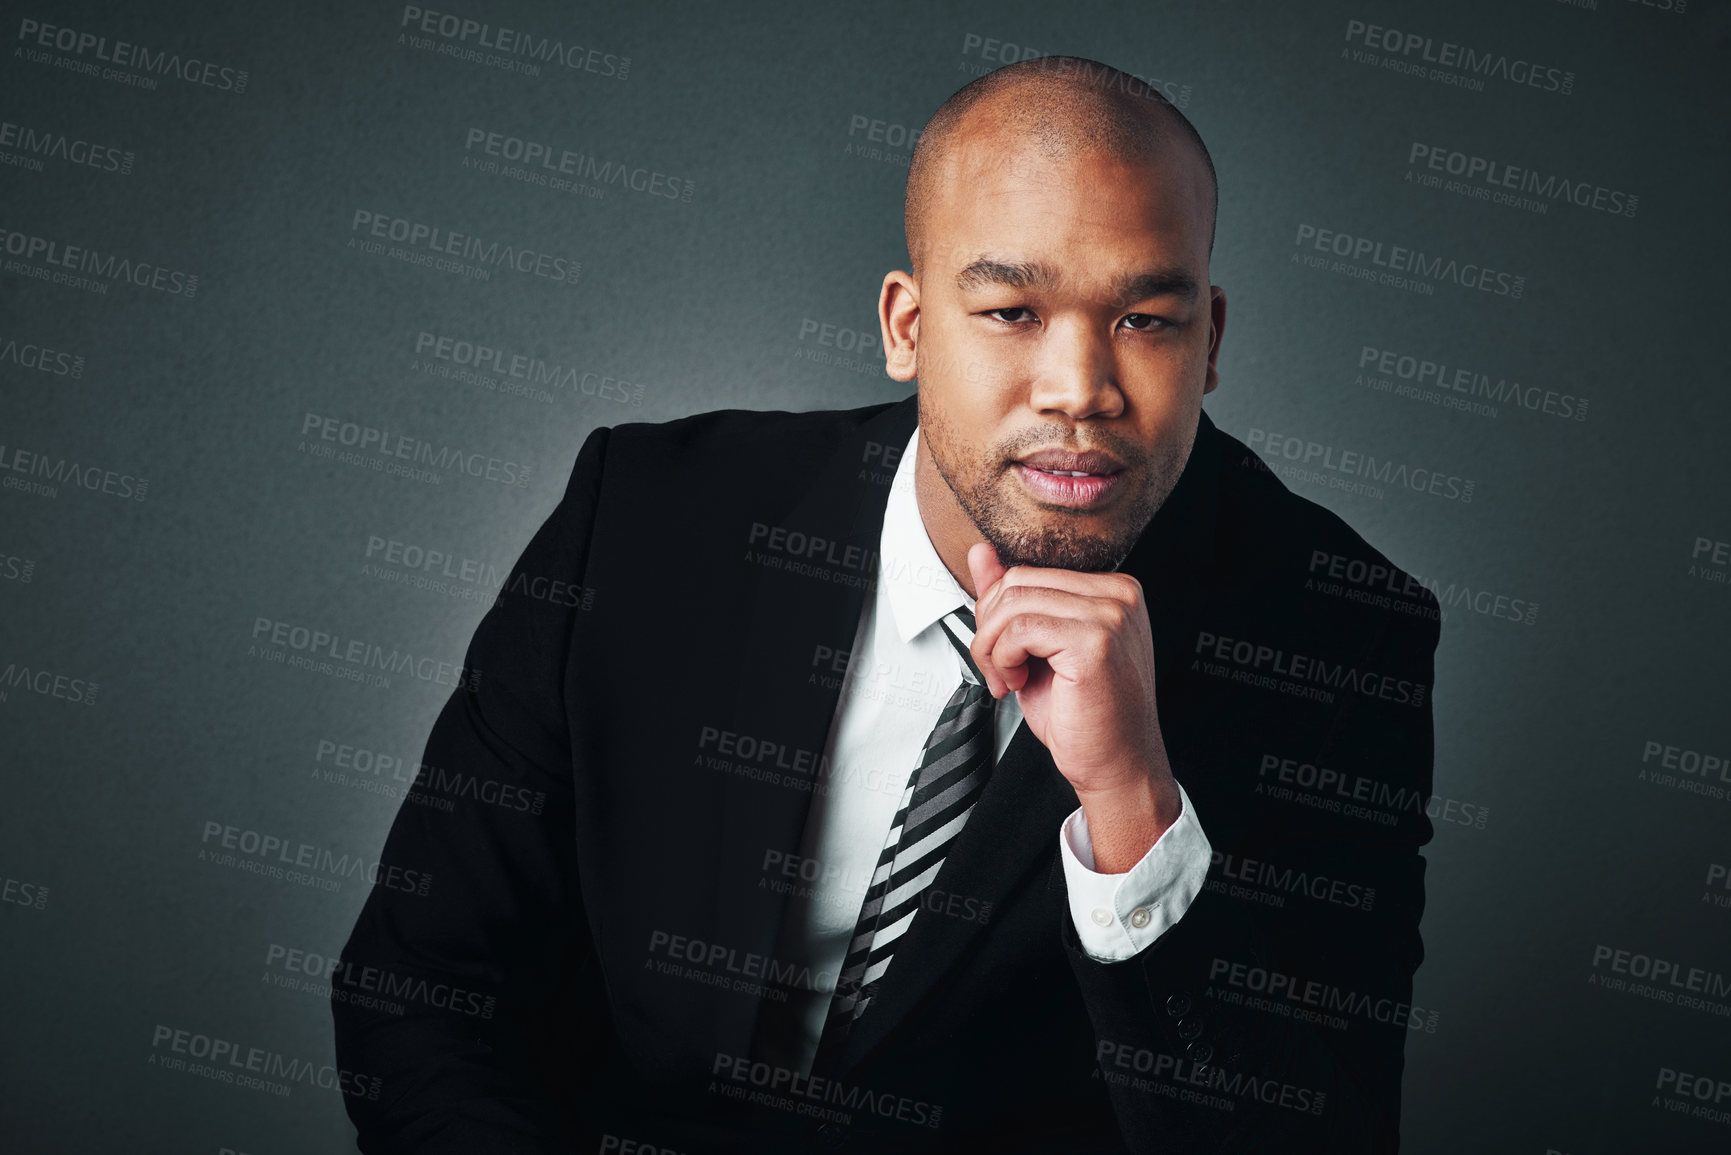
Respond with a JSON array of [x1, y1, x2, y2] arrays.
[[1090, 906, 1113, 927], [1128, 906, 1152, 929]]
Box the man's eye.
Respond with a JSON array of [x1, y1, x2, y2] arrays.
[[1122, 314, 1166, 331], [988, 307, 1036, 324]]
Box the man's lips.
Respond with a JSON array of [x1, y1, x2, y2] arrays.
[[1014, 448, 1123, 476], [1011, 459, 1124, 509]]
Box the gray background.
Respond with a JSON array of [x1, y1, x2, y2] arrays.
[[2, 0, 1728, 1152]]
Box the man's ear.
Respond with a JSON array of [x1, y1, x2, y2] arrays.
[[1202, 285, 1227, 396], [880, 270, 919, 382]]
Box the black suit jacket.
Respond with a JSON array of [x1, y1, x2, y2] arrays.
[[332, 394, 1441, 1154]]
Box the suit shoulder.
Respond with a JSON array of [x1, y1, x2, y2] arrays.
[[564, 400, 908, 551], [1204, 421, 1441, 653], [601, 401, 902, 468]]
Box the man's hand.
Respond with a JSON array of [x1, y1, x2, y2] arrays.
[[966, 542, 1182, 873]]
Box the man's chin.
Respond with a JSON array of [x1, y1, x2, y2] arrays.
[[983, 522, 1137, 573]]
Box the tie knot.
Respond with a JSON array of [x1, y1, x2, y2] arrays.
[[938, 606, 986, 686]]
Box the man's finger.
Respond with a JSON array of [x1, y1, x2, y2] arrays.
[[974, 565, 1143, 638], [983, 612, 1107, 691], [971, 587, 1131, 692]]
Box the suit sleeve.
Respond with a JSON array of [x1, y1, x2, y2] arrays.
[[1063, 595, 1441, 1154], [332, 425, 612, 1155]]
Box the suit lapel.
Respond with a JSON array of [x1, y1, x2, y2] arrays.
[[830, 720, 1078, 1074], [831, 408, 1223, 1076], [713, 394, 919, 1056]]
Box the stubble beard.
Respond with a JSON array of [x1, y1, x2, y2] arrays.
[[917, 390, 1186, 573]]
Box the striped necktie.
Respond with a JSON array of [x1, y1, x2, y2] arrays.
[[812, 604, 996, 1073]]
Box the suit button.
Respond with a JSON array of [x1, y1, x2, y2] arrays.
[[1186, 1042, 1213, 1064], [816, 1121, 849, 1150], [1165, 993, 1191, 1018], [1176, 1016, 1203, 1041]]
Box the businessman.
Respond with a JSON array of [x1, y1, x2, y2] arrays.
[[334, 55, 1441, 1154]]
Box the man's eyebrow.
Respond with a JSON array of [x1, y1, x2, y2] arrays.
[[954, 257, 1199, 305], [1110, 269, 1199, 305], [955, 257, 1062, 293]]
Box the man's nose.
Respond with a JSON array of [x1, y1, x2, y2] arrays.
[[1027, 318, 1123, 420]]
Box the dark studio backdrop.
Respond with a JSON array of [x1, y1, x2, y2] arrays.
[[2, 1, 1728, 1152]]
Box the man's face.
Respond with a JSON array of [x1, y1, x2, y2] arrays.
[[888, 130, 1224, 573]]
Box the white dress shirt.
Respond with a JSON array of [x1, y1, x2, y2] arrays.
[[763, 425, 1211, 1076]]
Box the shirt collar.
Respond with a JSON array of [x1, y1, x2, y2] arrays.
[[880, 426, 973, 644]]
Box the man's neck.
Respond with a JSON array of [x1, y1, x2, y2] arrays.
[[913, 430, 985, 600]]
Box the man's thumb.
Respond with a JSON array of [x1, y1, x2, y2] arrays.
[[967, 541, 1007, 603]]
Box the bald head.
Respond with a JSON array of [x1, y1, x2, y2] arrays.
[[905, 56, 1218, 277]]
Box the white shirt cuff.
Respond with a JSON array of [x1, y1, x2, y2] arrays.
[[1059, 780, 1211, 963]]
